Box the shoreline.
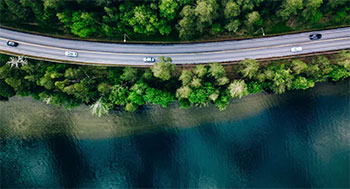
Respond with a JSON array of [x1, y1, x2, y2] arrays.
[[0, 79, 348, 140]]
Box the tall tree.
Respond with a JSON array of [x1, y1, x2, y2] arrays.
[[90, 98, 111, 117], [228, 80, 248, 99], [4, 0, 29, 20], [159, 0, 179, 21], [291, 59, 308, 74], [225, 20, 241, 33], [176, 85, 192, 99], [277, 0, 303, 20], [177, 5, 196, 39], [57, 10, 100, 37], [121, 67, 138, 83], [335, 50, 350, 70], [194, 0, 219, 33], [71, 11, 100, 37], [239, 58, 259, 79], [129, 5, 171, 35], [209, 62, 226, 79], [179, 69, 193, 85], [224, 0, 241, 19], [193, 64, 207, 78], [302, 0, 323, 22], [151, 57, 175, 80], [291, 76, 314, 90], [245, 11, 262, 31]]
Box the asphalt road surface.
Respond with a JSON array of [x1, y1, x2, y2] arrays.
[[0, 27, 349, 66]]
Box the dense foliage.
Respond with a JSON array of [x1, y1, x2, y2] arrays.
[[1, 51, 349, 116], [0, 0, 349, 41]]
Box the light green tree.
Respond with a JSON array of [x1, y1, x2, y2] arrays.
[[177, 5, 196, 39], [193, 64, 207, 78], [239, 58, 259, 79], [302, 0, 323, 21], [277, 0, 303, 20], [176, 85, 192, 99], [317, 56, 333, 75], [159, 0, 179, 21], [336, 50, 350, 70], [216, 76, 229, 86], [292, 76, 315, 90], [194, 0, 219, 32], [121, 67, 138, 83], [151, 57, 175, 80], [179, 70, 193, 85], [129, 5, 159, 35], [224, 0, 240, 19], [209, 62, 225, 79], [225, 20, 240, 33], [245, 11, 262, 30], [97, 83, 110, 95], [90, 98, 111, 117], [190, 77, 202, 88], [228, 80, 248, 98], [125, 103, 138, 112], [43, 0, 63, 10], [291, 59, 308, 74]]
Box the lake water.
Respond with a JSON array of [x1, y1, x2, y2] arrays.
[[0, 80, 349, 188]]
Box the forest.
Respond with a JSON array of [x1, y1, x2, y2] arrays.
[[0, 51, 349, 116], [0, 0, 349, 41]]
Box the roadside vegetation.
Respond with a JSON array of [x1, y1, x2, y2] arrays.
[[0, 0, 349, 41], [0, 51, 349, 117]]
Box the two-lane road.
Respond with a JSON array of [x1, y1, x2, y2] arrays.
[[0, 27, 349, 65]]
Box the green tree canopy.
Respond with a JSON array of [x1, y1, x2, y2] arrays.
[[277, 0, 303, 20], [193, 65, 207, 78], [177, 5, 196, 39], [209, 62, 226, 79], [179, 69, 193, 85], [239, 58, 259, 79], [151, 57, 175, 80], [291, 59, 308, 74], [228, 80, 248, 99], [90, 98, 111, 117], [245, 11, 262, 30], [121, 67, 138, 83], [130, 5, 157, 34], [292, 76, 315, 90], [194, 0, 219, 33], [57, 10, 100, 37], [159, 0, 179, 21], [335, 50, 350, 70], [224, 0, 240, 19], [176, 85, 192, 99]]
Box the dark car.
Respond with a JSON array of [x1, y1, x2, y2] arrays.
[[7, 41, 19, 47], [309, 34, 322, 40]]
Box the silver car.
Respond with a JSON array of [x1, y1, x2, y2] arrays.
[[65, 51, 78, 57], [143, 57, 155, 62], [290, 47, 302, 53]]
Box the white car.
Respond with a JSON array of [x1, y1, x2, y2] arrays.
[[290, 47, 302, 53], [65, 51, 78, 57], [143, 57, 155, 62]]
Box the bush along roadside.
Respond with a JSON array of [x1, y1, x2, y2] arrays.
[[0, 51, 349, 117]]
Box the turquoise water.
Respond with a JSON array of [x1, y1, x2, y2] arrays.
[[0, 80, 349, 188]]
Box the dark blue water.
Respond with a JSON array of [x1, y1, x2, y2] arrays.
[[1, 80, 349, 188]]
